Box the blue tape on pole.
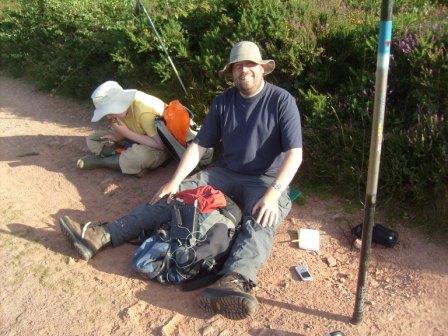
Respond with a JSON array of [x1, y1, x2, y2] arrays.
[[377, 20, 393, 70], [378, 21, 392, 55]]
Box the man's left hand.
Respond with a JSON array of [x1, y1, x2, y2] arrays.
[[252, 188, 281, 228]]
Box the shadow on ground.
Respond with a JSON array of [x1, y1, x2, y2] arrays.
[[1, 76, 447, 334]]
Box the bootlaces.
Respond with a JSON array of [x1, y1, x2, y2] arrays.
[[226, 273, 252, 292], [81, 221, 106, 239]]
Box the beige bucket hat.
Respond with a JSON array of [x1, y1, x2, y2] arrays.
[[219, 41, 275, 78], [90, 81, 137, 122]]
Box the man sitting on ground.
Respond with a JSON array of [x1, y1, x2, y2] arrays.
[[77, 81, 169, 176], [60, 41, 302, 320]]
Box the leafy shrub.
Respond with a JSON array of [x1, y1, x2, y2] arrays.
[[0, 0, 446, 231]]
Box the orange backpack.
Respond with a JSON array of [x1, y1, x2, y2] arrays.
[[163, 100, 190, 147]]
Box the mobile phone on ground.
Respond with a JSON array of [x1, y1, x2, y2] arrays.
[[295, 264, 313, 281]]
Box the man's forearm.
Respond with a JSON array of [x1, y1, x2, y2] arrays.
[[170, 142, 206, 184], [271, 148, 303, 192]]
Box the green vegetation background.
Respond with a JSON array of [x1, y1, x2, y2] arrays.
[[1, 0, 447, 232]]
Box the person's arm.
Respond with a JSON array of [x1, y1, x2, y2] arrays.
[[150, 142, 207, 203], [121, 130, 165, 150], [110, 119, 165, 150], [150, 97, 220, 203], [252, 147, 303, 227]]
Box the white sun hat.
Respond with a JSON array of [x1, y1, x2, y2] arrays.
[[90, 81, 137, 122], [219, 41, 275, 78]]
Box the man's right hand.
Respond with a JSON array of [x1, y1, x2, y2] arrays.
[[150, 142, 206, 204], [150, 180, 180, 204]]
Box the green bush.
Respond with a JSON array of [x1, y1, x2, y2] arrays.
[[0, 0, 446, 232]]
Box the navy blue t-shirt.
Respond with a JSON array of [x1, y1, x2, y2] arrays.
[[193, 82, 302, 177]]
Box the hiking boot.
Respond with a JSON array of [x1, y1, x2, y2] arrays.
[[77, 154, 120, 171], [199, 272, 259, 320], [59, 215, 111, 261]]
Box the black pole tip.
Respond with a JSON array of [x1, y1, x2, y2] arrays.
[[351, 314, 363, 325]]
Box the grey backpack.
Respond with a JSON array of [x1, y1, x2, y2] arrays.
[[132, 196, 241, 290]]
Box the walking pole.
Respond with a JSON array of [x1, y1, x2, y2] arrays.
[[351, 0, 394, 324], [135, 0, 188, 96]]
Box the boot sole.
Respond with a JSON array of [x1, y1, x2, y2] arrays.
[[199, 288, 259, 320], [59, 216, 94, 261]]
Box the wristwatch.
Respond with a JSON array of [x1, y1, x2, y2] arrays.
[[271, 182, 285, 193]]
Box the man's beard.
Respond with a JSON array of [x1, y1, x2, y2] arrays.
[[235, 78, 264, 97]]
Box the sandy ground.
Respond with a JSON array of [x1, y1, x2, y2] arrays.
[[0, 75, 447, 336]]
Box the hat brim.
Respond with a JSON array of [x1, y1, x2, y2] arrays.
[[91, 89, 137, 122], [218, 59, 275, 78]]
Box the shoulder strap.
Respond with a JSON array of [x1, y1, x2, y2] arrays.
[[220, 195, 242, 226]]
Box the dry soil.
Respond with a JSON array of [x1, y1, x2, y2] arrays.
[[1, 75, 447, 336]]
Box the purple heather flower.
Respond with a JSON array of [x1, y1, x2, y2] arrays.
[[396, 32, 417, 54]]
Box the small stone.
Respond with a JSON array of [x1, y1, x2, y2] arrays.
[[118, 308, 130, 321], [118, 301, 146, 322], [67, 257, 76, 265], [218, 330, 230, 336], [325, 256, 337, 267], [369, 279, 379, 287], [103, 183, 119, 195], [279, 279, 289, 288], [205, 315, 220, 324], [201, 325, 216, 336], [353, 238, 362, 250], [304, 323, 312, 330], [338, 273, 349, 283], [161, 314, 182, 336]]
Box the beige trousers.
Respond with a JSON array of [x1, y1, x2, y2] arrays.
[[86, 130, 169, 174]]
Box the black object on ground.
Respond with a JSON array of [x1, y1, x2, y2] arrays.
[[352, 223, 398, 248], [16, 151, 40, 157]]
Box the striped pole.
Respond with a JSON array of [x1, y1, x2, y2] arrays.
[[352, 0, 394, 324]]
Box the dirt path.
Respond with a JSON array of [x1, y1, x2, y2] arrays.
[[0, 75, 447, 336]]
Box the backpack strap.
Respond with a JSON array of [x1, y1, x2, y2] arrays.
[[221, 195, 242, 225]]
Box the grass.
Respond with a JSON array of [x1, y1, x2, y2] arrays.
[[0, 1, 19, 13], [342, 198, 363, 214]]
